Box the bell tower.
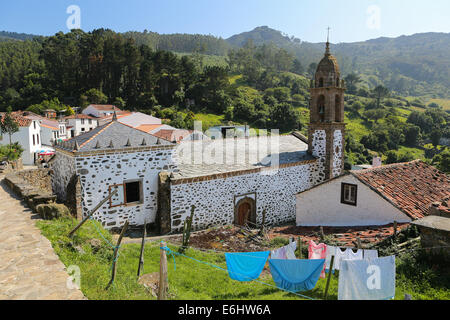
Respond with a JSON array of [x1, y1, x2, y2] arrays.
[[308, 30, 346, 181]]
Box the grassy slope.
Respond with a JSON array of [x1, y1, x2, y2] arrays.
[[37, 217, 449, 300]]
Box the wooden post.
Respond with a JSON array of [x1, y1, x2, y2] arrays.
[[105, 220, 129, 290], [297, 237, 302, 259], [320, 226, 325, 241], [323, 255, 335, 300], [137, 220, 147, 278], [158, 241, 168, 300], [393, 221, 398, 238], [68, 188, 118, 237]]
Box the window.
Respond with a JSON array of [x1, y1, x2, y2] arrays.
[[32, 134, 35, 146], [37, 134, 39, 144], [125, 181, 141, 204], [33, 121, 36, 129], [89, 119, 92, 124], [341, 183, 357, 206], [81, 119, 85, 125], [109, 180, 143, 207]]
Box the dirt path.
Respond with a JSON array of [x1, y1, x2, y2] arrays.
[[0, 178, 85, 300]]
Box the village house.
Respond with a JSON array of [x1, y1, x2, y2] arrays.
[[22, 111, 67, 146], [296, 160, 450, 227], [64, 114, 99, 138], [50, 41, 347, 232], [0, 111, 42, 165], [82, 104, 121, 118]]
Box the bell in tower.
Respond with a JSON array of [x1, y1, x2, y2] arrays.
[[308, 28, 346, 181]]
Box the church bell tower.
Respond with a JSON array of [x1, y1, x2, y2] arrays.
[[308, 31, 346, 181]]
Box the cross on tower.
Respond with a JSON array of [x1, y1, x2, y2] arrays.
[[327, 27, 331, 43]]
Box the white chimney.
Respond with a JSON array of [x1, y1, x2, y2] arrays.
[[372, 156, 382, 168]]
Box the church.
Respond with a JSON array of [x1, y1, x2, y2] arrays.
[[49, 41, 346, 233]]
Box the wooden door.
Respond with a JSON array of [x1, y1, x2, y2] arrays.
[[237, 202, 251, 226]]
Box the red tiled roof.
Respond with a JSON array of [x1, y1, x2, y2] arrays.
[[64, 114, 97, 120], [0, 111, 32, 127], [153, 129, 193, 143], [88, 105, 121, 111], [351, 160, 450, 220], [135, 124, 164, 133]]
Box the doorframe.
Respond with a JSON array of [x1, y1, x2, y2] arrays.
[[233, 192, 257, 226]]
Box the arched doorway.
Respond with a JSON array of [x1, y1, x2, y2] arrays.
[[234, 197, 256, 226]]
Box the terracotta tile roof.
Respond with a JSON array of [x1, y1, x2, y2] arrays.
[[268, 223, 410, 248], [88, 104, 121, 111], [351, 160, 450, 220], [0, 111, 32, 127], [135, 124, 164, 133], [64, 114, 97, 120]]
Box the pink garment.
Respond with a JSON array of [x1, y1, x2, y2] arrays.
[[308, 240, 327, 278]]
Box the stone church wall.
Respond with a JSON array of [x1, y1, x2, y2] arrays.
[[50, 151, 76, 201], [332, 129, 343, 178], [74, 148, 177, 229], [169, 160, 319, 232]]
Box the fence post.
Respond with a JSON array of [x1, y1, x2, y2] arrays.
[[158, 241, 168, 300], [105, 220, 129, 290], [297, 237, 302, 259], [323, 255, 335, 300], [137, 220, 147, 278]]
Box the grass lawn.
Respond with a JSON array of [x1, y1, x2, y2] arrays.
[[36, 217, 449, 300]]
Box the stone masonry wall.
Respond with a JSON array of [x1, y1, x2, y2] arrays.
[[332, 129, 343, 178], [16, 169, 52, 194], [50, 152, 76, 201], [75, 148, 176, 229], [170, 161, 320, 232]]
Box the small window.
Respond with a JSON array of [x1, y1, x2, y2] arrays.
[[33, 121, 36, 129], [37, 134, 39, 144], [125, 181, 142, 204], [89, 119, 92, 124], [81, 119, 85, 125], [32, 134, 35, 146], [109, 180, 142, 208], [341, 183, 357, 206]]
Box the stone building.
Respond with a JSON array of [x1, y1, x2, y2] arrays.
[[50, 42, 349, 233]]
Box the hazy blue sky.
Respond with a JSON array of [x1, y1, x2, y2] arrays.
[[1, 0, 449, 43]]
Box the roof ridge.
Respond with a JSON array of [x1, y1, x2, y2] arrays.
[[351, 159, 423, 174], [78, 121, 115, 149]]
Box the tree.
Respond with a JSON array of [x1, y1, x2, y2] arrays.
[[372, 85, 390, 108], [269, 103, 300, 132], [430, 129, 442, 148], [0, 107, 19, 151], [432, 148, 450, 173], [307, 63, 317, 77], [344, 73, 362, 94], [82, 88, 108, 106]]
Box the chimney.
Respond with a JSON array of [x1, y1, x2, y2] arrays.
[[372, 156, 382, 168]]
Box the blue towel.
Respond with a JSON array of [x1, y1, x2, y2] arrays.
[[225, 251, 270, 282], [269, 259, 325, 292]]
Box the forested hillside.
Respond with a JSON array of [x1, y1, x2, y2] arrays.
[[0, 28, 448, 172]]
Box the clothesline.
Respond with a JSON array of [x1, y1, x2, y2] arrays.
[[160, 242, 318, 300]]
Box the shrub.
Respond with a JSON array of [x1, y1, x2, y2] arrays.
[[36, 203, 71, 220]]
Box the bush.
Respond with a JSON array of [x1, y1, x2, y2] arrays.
[[0, 143, 24, 161], [36, 203, 71, 220]]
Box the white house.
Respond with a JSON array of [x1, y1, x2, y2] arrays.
[[296, 160, 449, 227], [0, 111, 41, 165], [64, 114, 99, 138], [82, 105, 121, 118], [23, 112, 67, 146]]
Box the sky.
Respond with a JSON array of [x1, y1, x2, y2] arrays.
[[0, 0, 449, 43]]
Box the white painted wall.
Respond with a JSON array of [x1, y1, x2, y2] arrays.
[[66, 118, 99, 136], [296, 174, 411, 226], [170, 162, 322, 232], [0, 120, 41, 165]]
